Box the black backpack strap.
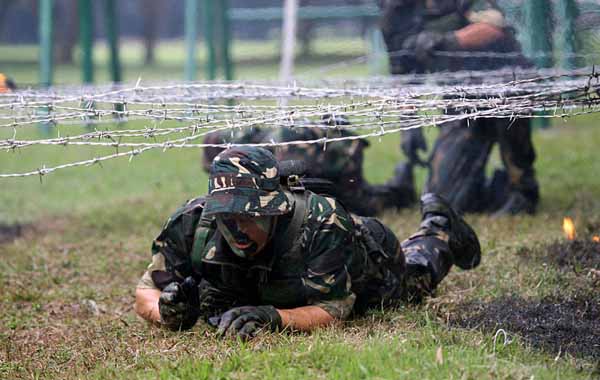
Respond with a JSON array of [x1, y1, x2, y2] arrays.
[[273, 191, 308, 255]]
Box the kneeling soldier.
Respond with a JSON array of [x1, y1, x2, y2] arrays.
[[135, 146, 481, 339]]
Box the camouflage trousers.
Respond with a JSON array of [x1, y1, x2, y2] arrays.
[[331, 179, 414, 217], [425, 117, 539, 213], [354, 216, 454, 312]]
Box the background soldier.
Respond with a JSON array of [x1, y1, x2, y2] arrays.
[[0, 73, 16, 93], [135, 146, 481, 338], [202, 115, 415, 216], [380, 0, 539, 215]]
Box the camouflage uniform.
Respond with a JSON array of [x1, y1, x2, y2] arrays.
[[201, 127, 268, 173], [380, 0, 539, 214], [138, 147, 481, 324], [202, 117, 415, 217]]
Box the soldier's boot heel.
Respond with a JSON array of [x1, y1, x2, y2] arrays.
[[420, 193, 481, 270]]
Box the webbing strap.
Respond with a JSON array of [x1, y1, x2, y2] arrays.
[[274, 191, 308, 255]]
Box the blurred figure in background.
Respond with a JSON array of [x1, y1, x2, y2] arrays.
[[380, 0, 539, 216], [0, 73, 16, 93], [202, 115, 415, 217]]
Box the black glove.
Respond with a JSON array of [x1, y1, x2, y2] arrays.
[[158, 277, 200, 331], [401, 128, 427, 166], [210, 305, 282, 340], [402, 31, 460, 65]]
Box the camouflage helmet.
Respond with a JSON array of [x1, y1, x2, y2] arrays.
[[202, 146, 292, 217]]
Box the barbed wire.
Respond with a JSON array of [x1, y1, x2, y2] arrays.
[[1, 67, 599, 179], [0, 70, 594, 132]]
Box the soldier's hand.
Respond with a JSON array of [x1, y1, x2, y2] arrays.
[[401, 128, 427, 166], [212, 305, 282, 340], [402, 31, 459, 65], [158, 281, 199, 331]]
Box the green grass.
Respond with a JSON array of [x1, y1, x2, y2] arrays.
[[1, 117, 599, 379], [0, 37, 369, 85], [1, 40, 600, 379]]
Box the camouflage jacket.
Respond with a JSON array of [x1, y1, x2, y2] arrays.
[[138, 190, 374, 320]]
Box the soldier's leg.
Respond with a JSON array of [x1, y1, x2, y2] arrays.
[[399, 193, 481, 302], [425, 120, 494, 213], [337, 178, 415, 217], [353, 216, 406, 311], [493, 118, 539, 215]]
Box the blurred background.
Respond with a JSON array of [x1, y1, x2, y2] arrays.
[[1, 0, 600, 224], [1, 0, 600, 86]]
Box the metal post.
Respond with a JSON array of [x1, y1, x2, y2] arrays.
[[280, 0, 298, 83], [219, 0, 233, 80], [523, 0, 553, 128], [202, 0, 216, 80], [185, 0, 198, 81], [78, 0, 94, 83], [104, 0, 122, 83], [556, 0, 579, 69], [39, 0, 54, 87], [367, 27, 387, 76], [522, 0, 553, 68]]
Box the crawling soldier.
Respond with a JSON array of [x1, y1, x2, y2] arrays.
[[135, 146, 481, 339]]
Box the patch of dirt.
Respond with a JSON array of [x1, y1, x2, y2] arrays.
[[545, 239, 600, 270], [0, 222, 26, 244], [450, 292, 600, 359], [0, 218, 71, 246], [518, 239, 600, 272]]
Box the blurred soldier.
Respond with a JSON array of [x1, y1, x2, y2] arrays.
[[0, 73, 16, 93], [135, 146, 481, 338], [380, 0, 539, 215], [202, 115, 415, 216]]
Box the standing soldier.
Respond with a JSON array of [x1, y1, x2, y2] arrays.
[[135, 146, 481, 338], [380, 0, 539, 215]]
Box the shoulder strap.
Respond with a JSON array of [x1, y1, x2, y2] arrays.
[[273, 191, 308, 255], [190, 223, 214, 274]]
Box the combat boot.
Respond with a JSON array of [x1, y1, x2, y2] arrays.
[[492, 191, 537, 217], [420, 193, 481, 269]]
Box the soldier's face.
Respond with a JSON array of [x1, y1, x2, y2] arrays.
[[216, 214, 274, 258]]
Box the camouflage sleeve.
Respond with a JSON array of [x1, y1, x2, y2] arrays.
[[463, 0, 506, 28], [137, 198, 205, 290], [303, 195, 358, 320], [136, 252, 166, 290]]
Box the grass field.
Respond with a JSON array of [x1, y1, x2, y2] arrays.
[[0, 37, 370, 85], [1, 41, 600, 379]]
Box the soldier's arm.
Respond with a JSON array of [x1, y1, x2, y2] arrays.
[[135, 287, 161, 323], [135, 250, 171, 324], [277, 305, 335, 331], [454, 0, 507, 49], [454, 23, 504, 49], [301, 196, 358, 323], [134, 199, 202, 325]]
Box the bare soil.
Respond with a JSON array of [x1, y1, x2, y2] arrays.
[[450, 290, 600, 359], [0, 222, 25, 244], [541, 239, 600, 270]]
